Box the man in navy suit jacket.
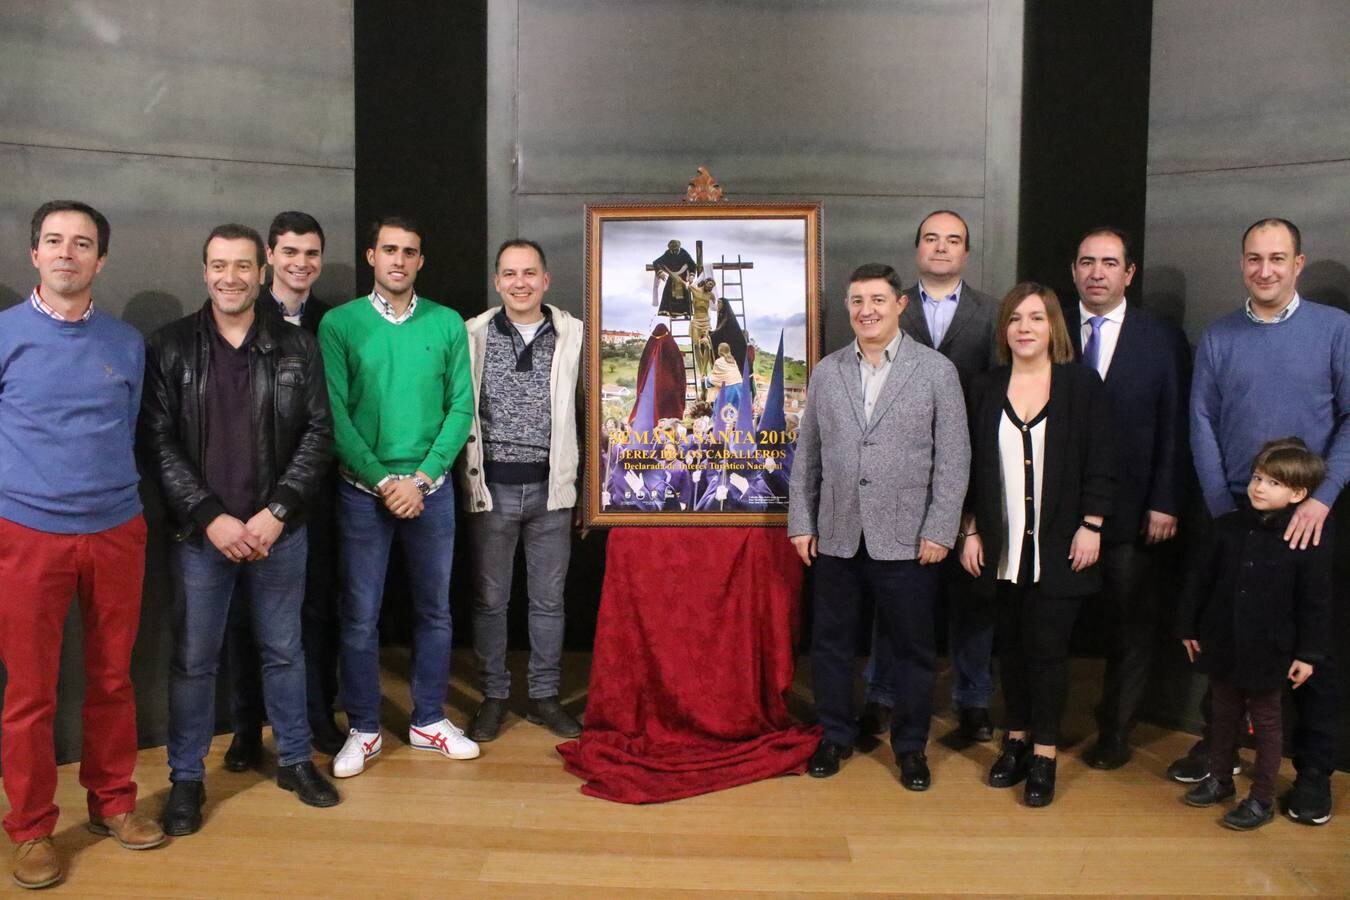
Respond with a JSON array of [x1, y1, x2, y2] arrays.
[[1063, 227, 1191, 771]]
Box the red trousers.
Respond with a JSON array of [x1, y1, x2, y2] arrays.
[[0, 514, 145, 842]]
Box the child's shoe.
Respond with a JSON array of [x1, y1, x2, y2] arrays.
[[1184, 775, 1236, 807], [1222, 797, 1274, 831]]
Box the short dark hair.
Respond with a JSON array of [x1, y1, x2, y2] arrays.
[[1242, 217, 1302, 256], [202, 223, 265, 266], [995, 282, 1074, 366], [268, 211, 325, 251], [495, 238, 547, 271], [30, 200, 111, 258], [367, 215, 424, 250], [913, 209, 972, 251], [1076, 225, 1136, 269], [847, 262, 905, 298], [1252, 436, 1325, 494]]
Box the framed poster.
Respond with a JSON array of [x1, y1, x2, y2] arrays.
[[582, 202, 822, 527]]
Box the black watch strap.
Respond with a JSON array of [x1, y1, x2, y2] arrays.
[[1079, 518, 1101, 533]]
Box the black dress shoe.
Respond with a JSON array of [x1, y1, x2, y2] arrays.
[[959, 707, 993, 742], [527, 696, 582, 739], [468, 698, 509, 742], [807, 740, 852, 778], [988, 737, 1031, 788], [857, 702, 892, 737], [1184, 775, 1236, 807], [277, 761, 340, 808], [223, 731, 262, 773], [1223, 797, 1274, 831], [310, 718, 348, 757], [1087, 737, 1133, 771], [897, 751, 931, 792], [161, 780, 205, 836], [1024, 754, 1057, 807]]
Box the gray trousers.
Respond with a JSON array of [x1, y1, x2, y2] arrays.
[[470, 481, 572, 699]]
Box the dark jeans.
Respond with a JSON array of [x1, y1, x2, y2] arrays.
[[227, 495, 339, 733], [337, 482, 456, 732], [470, 481, 572, 700], [1210, 679, 1282, 806], [996, 581, 1082, 747], [168, 527, 311, 782], [1094, 539, 1163, 741], [811, 542, 938, 754]]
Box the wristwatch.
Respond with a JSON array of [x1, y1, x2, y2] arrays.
[[412, 476, 432, 497], [1079, 519, 1102, 533], [267, 501, 291, 522]]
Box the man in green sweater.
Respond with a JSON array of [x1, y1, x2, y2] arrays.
[[318, 215, 478, 777]]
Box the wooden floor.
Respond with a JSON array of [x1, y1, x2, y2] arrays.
[[4, 651, 1346, 897]]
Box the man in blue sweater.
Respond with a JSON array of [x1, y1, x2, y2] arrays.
[[0, 201, 165, 890], [1176, 217, 1350, 825]]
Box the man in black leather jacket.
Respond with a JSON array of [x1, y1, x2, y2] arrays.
[[138, 223, 338, 836]]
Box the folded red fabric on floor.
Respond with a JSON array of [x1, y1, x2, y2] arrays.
[[558, 526, 821, 803]]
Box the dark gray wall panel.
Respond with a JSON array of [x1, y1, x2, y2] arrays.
[[1149, 0, 1350, 175], [0, 145, 357, 330], [513, 0, 989, 197], [1142, 161, 1350, 342], [490, 0, 1023, 305], [0, 0, 354, 168]]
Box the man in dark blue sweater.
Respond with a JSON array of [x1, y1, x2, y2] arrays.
[[1175, 217, 1350, 825], [0, 201, 165, 889]]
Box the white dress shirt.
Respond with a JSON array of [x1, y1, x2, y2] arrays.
[[1079, 300, 1126, 378]]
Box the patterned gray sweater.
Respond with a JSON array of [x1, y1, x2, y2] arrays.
[[479, 308, 554, 483]]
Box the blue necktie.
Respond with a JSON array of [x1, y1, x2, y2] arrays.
[[1082, 316, 1107, 374]]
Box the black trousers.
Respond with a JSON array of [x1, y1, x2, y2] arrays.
[[1094, 539, 1164, 741], [227, 497, 340, 733], [996, 581, 1082, 747], [811, 540, 938, 754]]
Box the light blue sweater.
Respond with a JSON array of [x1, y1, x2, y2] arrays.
[[0, 301, 144, 533], [1191, 298, 1350, 514]]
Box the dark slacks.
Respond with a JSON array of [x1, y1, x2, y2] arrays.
[[996, 581, 1082, 746], [811, 540, 938, 754], [1209, 679, 1282, 806], [1094, 539, 1163, 741]]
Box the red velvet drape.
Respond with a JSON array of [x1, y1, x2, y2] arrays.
[[557, 527, 820, 803]]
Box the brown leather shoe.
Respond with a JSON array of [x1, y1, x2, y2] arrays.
[[87, 810, 167, 850], [12, 837, 62, 890]]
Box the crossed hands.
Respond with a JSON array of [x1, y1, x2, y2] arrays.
[[381, 472, 432, 519], [206, 509, 284, 562]]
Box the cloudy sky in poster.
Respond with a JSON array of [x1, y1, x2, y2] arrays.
[[599, 217, 809, 361]]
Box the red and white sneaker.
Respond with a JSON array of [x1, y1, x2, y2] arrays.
[[409, 718, 480, 760], [333, 729, 382, 778]]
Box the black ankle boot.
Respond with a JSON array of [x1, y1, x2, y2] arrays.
[[988, 737, 1031, 788], [1024, 754, 1057, 807]]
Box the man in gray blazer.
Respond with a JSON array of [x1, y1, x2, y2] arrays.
[[789, 263, 970, 789], [861, 210, 1001, 744]]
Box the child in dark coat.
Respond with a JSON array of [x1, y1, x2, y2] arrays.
[[1178, 437, 1332, 830]]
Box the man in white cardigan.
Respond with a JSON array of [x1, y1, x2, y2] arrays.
[[459, 239, 584, 742]]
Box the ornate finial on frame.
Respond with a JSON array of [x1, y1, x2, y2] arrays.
[[685, 166, 724, 202]]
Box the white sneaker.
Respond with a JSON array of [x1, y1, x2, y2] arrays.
[[409, 718, 480, 760], [332, 729, 382, 778]]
